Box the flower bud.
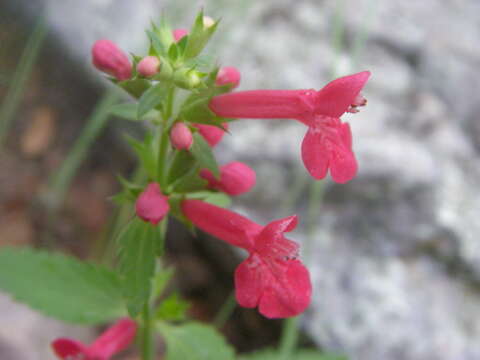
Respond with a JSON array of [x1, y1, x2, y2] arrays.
[[137, 56, 160, 78], [91, 39, 132, 81], [200, 161, 256, 196], [192, 123, 229, 147], [203, 16, 215, 28], [170, 122, 193, 150], [173, 68, 201, 89], [216, 67, 241, 88], [173, 28, 188, 42], [135, 183, 170, 225]]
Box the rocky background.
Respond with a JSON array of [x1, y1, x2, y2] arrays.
[[1, 0, 480, 359]]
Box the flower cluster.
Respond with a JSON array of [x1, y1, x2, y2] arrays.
[[51, 10, 371, 359]]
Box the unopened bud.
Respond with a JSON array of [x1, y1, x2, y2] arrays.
[[200, 161, 256, 196], [203, 16, 215, 28], [192, 123, 228, 147], [170, 122, 193, 150], [173, 28, 188, 42], [135, 183, 170, 225], [173, 68, 201, 89], [137, 56, 160, 78], [91, 39, 132, 81], [216, 67, 241, 88]]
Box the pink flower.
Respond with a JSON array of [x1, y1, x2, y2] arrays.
[[209, 71, 371, 183], [137, 56, 160, 77], [91, 39, 132, 81], [216, 67, 241, 88], [181, 200, 311, 318], [173, 28, 188, 42], [51, 318, 137, 360], [170, 122, 193, 150], [192, 123, 229, 147], [135, 183, 170, 225], [200, 161, 256, 196]]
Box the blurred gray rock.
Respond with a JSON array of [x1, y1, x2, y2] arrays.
[[4, 0, 480, 359]]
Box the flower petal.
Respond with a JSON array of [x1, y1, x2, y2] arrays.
[[255, 215, 299, 259], [258, 259, 312, 318], [301, 127, 329, 180], [209, 89, 316, 120], [314, 71, 370, 118], [51, 338, 89, 360], [88, 318, 137, 359], [181, 199, 261, 249], [234, 254, 265, 308], [329, 144, 358, 184], [192, 123, 228, 147], [200, 161, 256, 196]]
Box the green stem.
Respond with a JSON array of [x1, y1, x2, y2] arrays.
[[141, 303, 154, 360], [279, 317, 300, 360], [156, 87, 176, 186], [0, 16, 47, 149], [213, 291, 237, 328]]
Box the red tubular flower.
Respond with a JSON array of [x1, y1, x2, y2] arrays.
[[91, 39, 132, 81], [181, 200, 311, 318], [192, 123, 229, 147], [137, 55, 160, 77], [216, 66, 241, 88], [173, 28, 188, 42], [209, 71, 371, 183], [170, 122, 193, 150], [200, 161, 256, 196], [51, 318, 137, 360], [135, 183, 170, 225]]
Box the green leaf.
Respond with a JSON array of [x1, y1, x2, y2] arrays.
[[239, 349, 347, 360], [125, 134, 157, 179], [167, 150, 196, 185], [158, 322, 235, 360], [156, 293, 190, 321], [138, 82, 168, 118], [0, 247, 125, 324], [110, 103, 159, 121], [117, 218, 159, 316], [186, 191, 231, 208], [169, 166, 207, 193], [152, 267, 175, 300], [111, 175, 144, 205], [202, 192, 231, 208], [118, 78, 151, 99], [167, 195, 195, 233], [190, 133, 219, 177], [148, 29, 167, 57]]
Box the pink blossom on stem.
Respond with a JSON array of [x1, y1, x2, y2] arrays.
[[216, 67, 241, 88], [91, 39, 132, 81], [192, 123, 229, 147], [208, 71, 370, 183], [170, 122, 193, 150], [181, 200, 311, 318], [173, 28, 188, 42], [135, 183, 170, 225], [51, 318, 137, 360], [137, 56, 160, 77], [200, 161, 256, 196]]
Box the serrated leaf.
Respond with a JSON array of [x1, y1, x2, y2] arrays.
[[0, 247, 125, 324], [156, 293, 190, 321], [110, 103, 159, 121], [118, 218, 159, 316], [190, 132, 219, 177], [169, 167, 207, 193], [158, 322, 235, 360], [138, 82, 168, 118], [239, 349, 348, 360]]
